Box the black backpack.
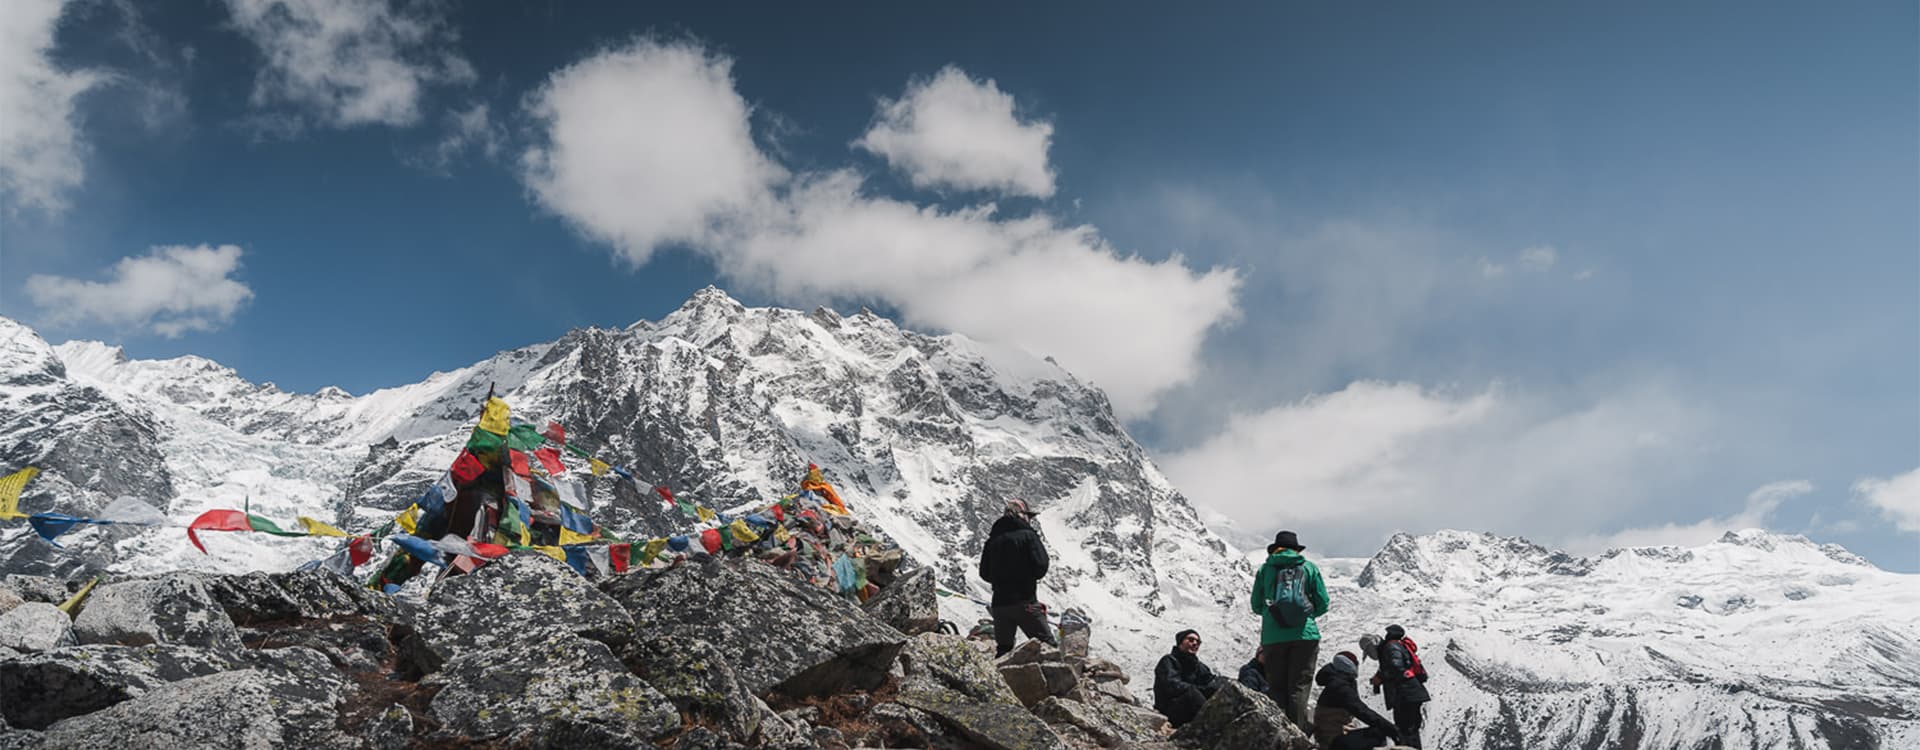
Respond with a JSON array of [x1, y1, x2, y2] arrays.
[[1266, 564, 1311, 627]]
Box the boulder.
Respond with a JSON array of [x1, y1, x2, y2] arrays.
[[269, 568, 399, 621], [1169, 680, 1312, 750], [32, 651, 346, 749], [362, 704, 413, 750], [71, 574, 240, 650], [2, 575, 67, 605], [1001, 663, 1052, 707], [0, 644, 235, 729], [239, 617, 392, 672], [1031, 697, 1170, 748], [861, 566, 938, 634], [0, 603, 74, 652], [601, 556, 906, 697], [895, 634, 1067, 750], [411, 552, 633, 673], [424, 632, 678, 746], [619, 634, 766, 742], [202, 571, 304, 625], [996, 638, 1058, 668], [0, 587, 23, 616]]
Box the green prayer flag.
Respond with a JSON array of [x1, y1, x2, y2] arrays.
[[507, 424, 545, 451], [246, 514, 304, 537], [466, 428, 505, 456], [565, 443, 592, 458], [717, 526, 735, 551]]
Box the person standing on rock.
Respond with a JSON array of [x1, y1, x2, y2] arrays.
[[1153, 629, 1225, 728], [1252, 529, 1330, 730], [1369, 624, 1431, 747], [977, 498, 1058, 656]]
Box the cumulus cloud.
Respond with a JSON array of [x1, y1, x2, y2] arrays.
[[1158, 380, 1713, 555], [1854, 468, 1920, 534], [25, 244, 254, 337], [1566, 479, 1812, 552], [521, 39, 1238, 417], [223, 0, 474, 128], [854, 66, 1056, 198], [0, 0, 105, 214]]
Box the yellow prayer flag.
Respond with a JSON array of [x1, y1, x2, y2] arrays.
[[729, 518, 761, 544], [532, 545, 567, 562], [695, 506, 717, 523], [641, 538, 668, 565], [559, 527, 596, 546], [395, 505, 421, 534], [0, 466, 40, 519], [589, 458, 610, 477], [297, 517, 352, 537], [773, 525, 792, 544], [478, 397, 511, 436], [57, 576, 101, 615]]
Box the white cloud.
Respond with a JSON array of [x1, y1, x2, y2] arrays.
[[1518, 244, 1557, 271], [223, 0, 474, 128], [521, 37, 784, 265], [411, 101, 502, 172], [521, 39, 1239, 417], [854, 66, 1056, 198], [0, 0, 105, 214], [25, 244, 254, 337], [1477, 257, 1507, 278], [1158, 380, 1714, 554], [1854, 468, 1920, 534], [1567, 479, 1812, 552]]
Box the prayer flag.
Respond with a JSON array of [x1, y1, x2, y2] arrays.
[[533, 546, 567, 562], [696, 506, 717, 523], [640, 538, 667, 565], [451, 450, 485, 485], [28, 513, 101, 547], [590, 458, 610, 477], [248, 514, 304, 537], [667, 535, 689, 552], [558, 504, 594, 534], [699, 529, 722, 554], [348, 536, 376, 566], [0, 467, 39, 519], [562, 546, 590, 575], [466, 428, 505, 457], [187, 509, 253, 553], [542, 421, 566, 445], [717, 525, 735, 551], [610, 543, 631, 573], [395, 505, 421, 534], [392, 534, 446, 567], [96, 497, 166, 526], [534, 447, 565, 477], [653, 485, 676, 508], [507, 424, 545, 451], [479, 397, 510, 435], [729, 518, 762, 544], [559, 526, 596, 546], [508, 450, 532, 478], [297, 517, 352, 537], [470, 541, 509, 558]]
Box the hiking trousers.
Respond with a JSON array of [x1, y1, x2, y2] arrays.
[[990, 601, 1056, 656], [1263, 639, 1318, 729], [1392, 701, 1426, 748]]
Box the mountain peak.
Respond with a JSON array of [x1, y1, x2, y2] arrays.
[[1356, 529, 1593, 590]]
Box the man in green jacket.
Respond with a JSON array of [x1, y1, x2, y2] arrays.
[[1251, 530, 1329, 730]]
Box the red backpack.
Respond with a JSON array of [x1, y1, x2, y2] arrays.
[[1397, 638, 1429, 682]]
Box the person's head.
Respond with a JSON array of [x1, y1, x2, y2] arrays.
[[1267, 530, 1305, 554], [1385, 624, 1406, 641], [1004, 498, 1038, 521], [1255, 644, 1267, 664], [1359, 633, 1383, 655], [1174, 629, 1202, 655], [1329, 651, 1358, 676]]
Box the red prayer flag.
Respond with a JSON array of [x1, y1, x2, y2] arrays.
[[654, 485, 676, 508], [610, 542, 631, 573], [534, 447, 565, 476], [509, 449, 531, 478], [186, 509, 252, 553], [771, 504, 785, 522], [451, 450, 485, 485], [700, 528, 722, 554], [542, 421, 566, 445], [348, 535, 375, 566], [470, 541, 509, 558]]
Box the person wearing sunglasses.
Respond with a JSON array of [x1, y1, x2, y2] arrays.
[[1153, 628, 1226, 728]]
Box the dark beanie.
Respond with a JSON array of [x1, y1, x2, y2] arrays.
[[1174, 629, 1199, 645], [1385, 624, 1406, 640]]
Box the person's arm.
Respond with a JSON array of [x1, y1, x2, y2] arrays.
[[1308, 561, 1330, 618], [1345, 694, 1397, 735], [1029, 533, 1050, 580], [978, 541, 996, 583], [1382, 642, 1413, 681], [1155, 655, 1197, 697], [1249, 566, 1267, 615]]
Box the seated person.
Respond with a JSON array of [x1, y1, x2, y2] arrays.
[[1313, 651, 1399, 750], [1238, 645, 1270, 694], [1153, 629, 1225, 727]]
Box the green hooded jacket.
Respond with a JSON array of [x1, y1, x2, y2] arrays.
[[1250, 549, 1329, 644]]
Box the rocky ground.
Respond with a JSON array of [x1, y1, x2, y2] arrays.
[[0, 553, 1318, 750]]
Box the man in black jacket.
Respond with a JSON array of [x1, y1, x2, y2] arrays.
[[977, 498, 1057, 656], [1313, 651, 1398, 749], [1237, 646, 1269, 694], [1153, 629, 1224, 727], [1370, 624, 1431, 748]]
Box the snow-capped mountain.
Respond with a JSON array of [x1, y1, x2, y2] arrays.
[[3, 289, 1915, 747]]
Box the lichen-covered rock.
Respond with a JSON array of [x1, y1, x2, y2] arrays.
[[70, 574, 239, 650], [0, 587, 24, 615], [0, 603, 73, 652], [601, 556, 905, 697], [1001, 663, 1052, 706], [1032, 696, 1170, 748], [2, 575, 68, 605], [424, 632, 677, 746], [412, 552, 632, 672], [0, 644, 235, 729], [862, 566, 938, 635], [996, 638, 1058, 668], [1168, 680, 1311, 750], [362, 703, 413, 750], [269, 568, 398, 621], [239, 617, 392, 672], [620, 634, 769, 743], [32, 652, 346, 750], [202, 571, 304, 625], [895, 634, 1067, 750]]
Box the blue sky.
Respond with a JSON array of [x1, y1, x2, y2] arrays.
[[2, 0, 1915, 569]]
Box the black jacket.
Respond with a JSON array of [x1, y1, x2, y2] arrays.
[[1237, 659, 1269, 694], [1315, 661, 1395, 735], [1374, 639, 1431, 707], [1153, 649, 1223, 719], [978, 515, 1049, 605]]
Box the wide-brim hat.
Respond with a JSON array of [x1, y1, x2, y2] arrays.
[[1268, 529, 1304, 552]]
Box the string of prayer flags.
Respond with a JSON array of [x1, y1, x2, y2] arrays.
[[28, 514, 113, 548], [590, 458, 610, 477], [0, 467, 39, 519], [391, 533, 447, 567], [187, 509, 256, 553], [801, 464, 849, 514]]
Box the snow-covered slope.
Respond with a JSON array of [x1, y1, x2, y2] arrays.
[[4, 290, 1915, 747]]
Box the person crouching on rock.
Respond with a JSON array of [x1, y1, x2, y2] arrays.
[[1154, 629, 1225, 728], [977, 498, 1058, 656], [1313, 651, 1399, 749]]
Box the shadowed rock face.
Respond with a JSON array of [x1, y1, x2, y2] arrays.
[[408, 551, 634, 673], [423, 632, 679, 747], [601, 556, 907, 697], [1170, 680, 1313, 750]]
